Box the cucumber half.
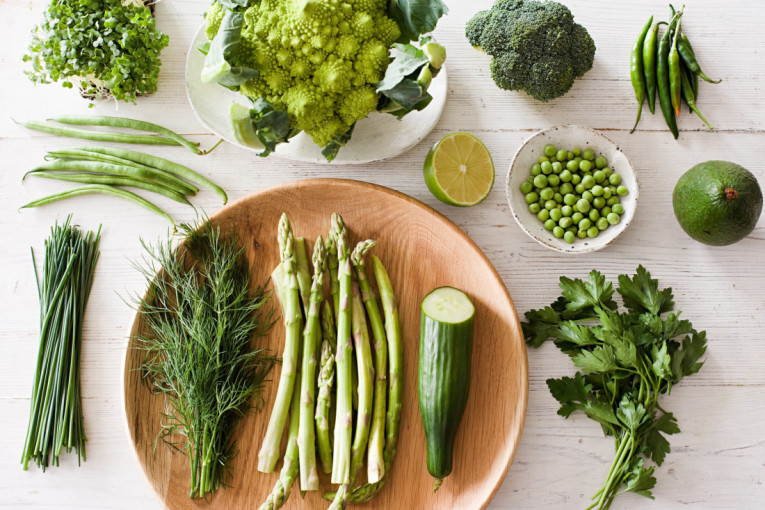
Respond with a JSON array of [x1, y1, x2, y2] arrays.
[[419, 286, 475, 492]]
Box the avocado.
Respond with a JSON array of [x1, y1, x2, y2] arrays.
[[673, 161, 762, 246]]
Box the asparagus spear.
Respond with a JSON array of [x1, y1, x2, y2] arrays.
[[325, 231, 340, 320], [351, 240, 388, 483], [258, 214, 303, 473], [297, 237, 326, 491], [259, 267, 302, 510], [331, 214, 353, 486], [293, 237, 312, 312], [350, 281, 375, 478], [316, 301, 336, 474]]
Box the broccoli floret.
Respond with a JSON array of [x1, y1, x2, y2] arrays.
[[466, 0, 595, 102]]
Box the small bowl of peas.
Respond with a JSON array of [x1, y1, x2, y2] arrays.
[[506, 125, 639, 253]]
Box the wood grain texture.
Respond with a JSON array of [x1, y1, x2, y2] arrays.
[[123, 180, 528, 509], [1, 1, 764, 509]]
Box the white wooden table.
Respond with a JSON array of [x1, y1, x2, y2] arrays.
[[2, 1, 763, 509]]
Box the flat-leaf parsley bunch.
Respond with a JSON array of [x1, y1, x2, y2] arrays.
[[524, 266, 707, 510], [23, 0, 169, 103]]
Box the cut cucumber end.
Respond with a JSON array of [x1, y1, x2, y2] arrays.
[[422, 287, 474, 324]]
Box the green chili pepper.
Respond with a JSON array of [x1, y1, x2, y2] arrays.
[[678, 32, 700, 108], [680, 67, 714, 130], [642, 22, 663, 115], [677, 33, 721, 84], [669, 20, 683, 116], [657, 13, 681, 139], [629, 15, 653, 133]]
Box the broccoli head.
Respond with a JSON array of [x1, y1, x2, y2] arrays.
[[465, 0, 595, 102]]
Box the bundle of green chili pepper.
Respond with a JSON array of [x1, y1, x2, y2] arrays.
[[629, 5, 720, 138]]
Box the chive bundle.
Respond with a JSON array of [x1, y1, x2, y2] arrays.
[[21, 215, 101, 471]]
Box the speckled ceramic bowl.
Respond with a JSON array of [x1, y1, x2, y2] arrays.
[[506, 125, 639, 253]]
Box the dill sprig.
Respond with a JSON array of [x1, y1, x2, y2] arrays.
[[21, 215, 101, 471], [134, 221, 276, 498]]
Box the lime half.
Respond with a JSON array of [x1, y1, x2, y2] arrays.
[[423, 132, 494, 207]]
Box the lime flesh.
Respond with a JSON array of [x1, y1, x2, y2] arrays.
[[424, 132, 494, 207]]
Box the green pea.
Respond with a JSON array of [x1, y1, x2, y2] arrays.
[[539, 156, 549, 163], [545, 200, 557, 210], [609, 173, 622, 185], [582, 175, 595, 189], [525, 192, 539, 203], [595, 156, 607, 169], [552, 161, 563, 173], [593, 197, 606, 209], [533, 174, 548, 188], [553, 226, 564, 238], [573, 148, 582, 156], [558, 216, 572, 228], [566, 151, 575, 160], [612, 203, 625, 215], [601, 206, 611, 216], [591, 185, 604, 197], [564, 231, 575, 243], [587, 226, 599, 238], [559, 170, 572, 183], [531, 163, 542, 175], [541, 161, 553, 174], [589, 209, 600, 221], [544, 144, 557, 157], [617, 186, 629, 196], [563, 193, 577, 206], [577, 199, 591, 213], [529, 202, 541, 213], [540, 187, 554, 200], [550, 208, 563, 222], [578, 218, 592, 230], [554, 149, 565, 161], [572, 212, 584, 223], [596, 217, 609, 230], [553, 193, 563, 204], [607, 212, 620, 225], [573, 157, 583, 166], [547, 174, 561, 187], [544, 219, 556, 231], [538, 209, 550, 221], [559, 183, 573, 195], [579, 160, 593, 172], [603, 187, 612, 199], [607, 196, 620, 206], [593, 171, 606, 184], [566, 159, 578, 172], [571, 174, 582, 185], [520, 181, 533, 194], [577, 230, 588, 239], [583, 148, 595, 161], [602, 167, 612, 177], [561, 205, 573, 217], [574, 183, 585, 194], [582, 191, 594, 202]]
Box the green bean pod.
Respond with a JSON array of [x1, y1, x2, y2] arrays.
[[26, 171, 191, 204], [629, 15, 653, 133], [27, 160, 196, 197], [79, 146, 227, 203], [48, 115, 203, 154], [642, 22, 662, 115], [657, 14, 681, 139], [677, 34, 721, 84], [13, 119, 179, 146], [20, 185, 174, 224], [669, 21, 683, 116], [45, 149, 199, 195], [680, 69, 714, 130]]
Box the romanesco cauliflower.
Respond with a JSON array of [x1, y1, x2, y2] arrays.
[[206, 0, 401, 147]]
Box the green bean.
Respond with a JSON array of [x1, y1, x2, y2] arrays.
[[657, 13, 681, 139], [20, 185, 174, 224], [27, 160, 196, 197], [630, 16, 653, 133], [48, 115, 202, 155], [677, 33, 721, 84], [80, 146, 228, 203], [45, 149, 199, 195], [680, 68, 714, 130], [669, 20, 683, 116], [26, 171, 191, 204], [13, 119, 179, 146]]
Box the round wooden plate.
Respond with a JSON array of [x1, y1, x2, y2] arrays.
[[123, 179, 528, 510]]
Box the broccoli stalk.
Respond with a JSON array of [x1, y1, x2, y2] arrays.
[[465, 0, 596, 102]]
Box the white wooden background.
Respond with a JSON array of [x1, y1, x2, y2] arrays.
[[1, 1, 764, 509]]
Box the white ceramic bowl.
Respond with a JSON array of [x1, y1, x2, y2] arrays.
[[506, 125, 639, 253], [185, 24, 447, 165]]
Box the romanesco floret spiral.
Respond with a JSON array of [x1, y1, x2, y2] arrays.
[[206, 0, 401, 147]]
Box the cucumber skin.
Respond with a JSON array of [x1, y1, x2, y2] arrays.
[[418, 307, 474, 481]]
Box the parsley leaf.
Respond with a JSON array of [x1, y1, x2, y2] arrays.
[[617, 265, 674, 315]]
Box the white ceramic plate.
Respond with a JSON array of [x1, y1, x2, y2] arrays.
[[506, 125, 639, 253], [185, 24, 447, 165]]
